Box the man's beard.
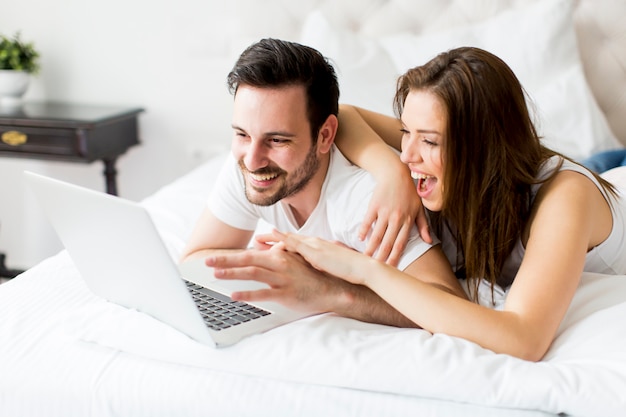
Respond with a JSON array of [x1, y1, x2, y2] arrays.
[[239, 143, 321, 206]]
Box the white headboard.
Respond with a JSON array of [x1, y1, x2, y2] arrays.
[[572, 0, 626, 146], [228, 0, 626, 147]]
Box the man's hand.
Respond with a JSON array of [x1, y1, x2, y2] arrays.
[[205, 246, 343, 315]]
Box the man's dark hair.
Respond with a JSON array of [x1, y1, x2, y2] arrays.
[[227, 38, 339, 140]]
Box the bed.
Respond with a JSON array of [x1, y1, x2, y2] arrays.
[[2, 0, 626, 416]]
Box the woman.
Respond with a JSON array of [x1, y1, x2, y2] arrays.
[[267, 47, 626, 361]]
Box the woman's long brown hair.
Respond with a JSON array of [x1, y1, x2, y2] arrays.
[[394, 47, 616, 299]]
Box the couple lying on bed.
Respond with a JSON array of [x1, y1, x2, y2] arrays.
[[181, 38, 626, 361]]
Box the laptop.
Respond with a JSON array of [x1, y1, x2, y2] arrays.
[[24, 171, 310, 348]]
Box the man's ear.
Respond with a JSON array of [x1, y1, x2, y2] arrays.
[[316, 114, 338, 154]]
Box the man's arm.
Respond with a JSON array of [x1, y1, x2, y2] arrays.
[[205, 247, 420, 327], [401, 245, 468, 299], [325, 244, 467, 325], [179, 208, 254, 263], [330, 277, 420, 327]]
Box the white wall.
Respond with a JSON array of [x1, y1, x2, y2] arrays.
[[0, 0, 304, 269]]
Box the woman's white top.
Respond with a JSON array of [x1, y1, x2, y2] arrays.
[[498, 156, 626, 288]]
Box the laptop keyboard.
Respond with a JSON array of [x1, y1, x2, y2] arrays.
[[185, 281, 271, 331]]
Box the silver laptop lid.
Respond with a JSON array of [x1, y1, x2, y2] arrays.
[[24, 171, 219, 345]]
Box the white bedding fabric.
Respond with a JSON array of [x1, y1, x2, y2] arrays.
[[1, 154, 625, 416]]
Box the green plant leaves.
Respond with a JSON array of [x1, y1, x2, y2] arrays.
[[0, 32, 40, 74]]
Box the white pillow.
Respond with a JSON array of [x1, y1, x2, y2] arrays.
[[300, 11, 399, 116], [300, 0, 622, 161]]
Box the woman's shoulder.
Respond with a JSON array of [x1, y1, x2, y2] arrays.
[[535, 156, 605, 194], [532, 158, 616, 251], [537, 155, 586, 177], [535, 156, 606, 204]]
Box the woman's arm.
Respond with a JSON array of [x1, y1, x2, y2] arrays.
[[336, 105, 403, 164], [336, 105, 432, 264], [273, 171, 612, 360]]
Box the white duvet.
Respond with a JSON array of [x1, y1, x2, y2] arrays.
[[2, 155, 626, 417], [64, 268, 626, 416]]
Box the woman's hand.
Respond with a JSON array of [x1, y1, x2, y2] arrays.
[[260, 230, 373, 286], [206, 244, 343, 314], [360, 168, 432, 266]]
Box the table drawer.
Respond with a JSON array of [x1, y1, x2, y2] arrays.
[[0, 125, 87, 159]]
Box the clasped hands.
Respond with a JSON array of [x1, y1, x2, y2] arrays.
[[205, 231, 352, 315]]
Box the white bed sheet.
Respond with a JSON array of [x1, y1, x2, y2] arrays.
[[1, 155, 625, 417], [0, 253, 557, 417]]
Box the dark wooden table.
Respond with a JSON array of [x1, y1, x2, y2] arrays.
[[0, 101, 143, 195], [0, 102, 143, 278]]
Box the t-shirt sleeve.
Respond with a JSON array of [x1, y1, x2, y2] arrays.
[[349, 212, 435, 271], [207, 152, 259, 231], [396, 231, 437, 271], [342, 215, 434, 271]]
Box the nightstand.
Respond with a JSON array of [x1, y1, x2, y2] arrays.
[[0, 101, 144, 195], [0, 101, 143, 279]]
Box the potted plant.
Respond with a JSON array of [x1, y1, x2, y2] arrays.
[[0, 32, 40, 108]]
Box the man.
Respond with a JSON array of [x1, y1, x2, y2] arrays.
[[180, 38, 464, 326]]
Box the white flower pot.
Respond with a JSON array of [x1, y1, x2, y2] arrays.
[[0, 70, 30, 109]]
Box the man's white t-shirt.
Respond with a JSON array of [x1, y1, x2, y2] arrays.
[[208, 145, 432, 271]]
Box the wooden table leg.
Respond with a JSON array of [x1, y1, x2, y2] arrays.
[[0, 253, 23, 279], [102, 158, 118, 196]]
